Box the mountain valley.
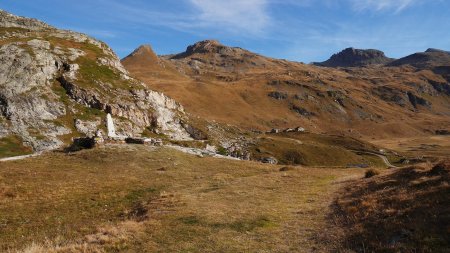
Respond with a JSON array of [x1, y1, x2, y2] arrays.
[[0, 9, 449, 253]]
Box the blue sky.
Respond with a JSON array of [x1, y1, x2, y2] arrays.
[[1, 0, 449, 62]]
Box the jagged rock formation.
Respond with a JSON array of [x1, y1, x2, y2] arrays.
[[314, 47, 393, 67], [0, 10, 194, 152]]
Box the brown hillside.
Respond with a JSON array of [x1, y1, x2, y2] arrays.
[[122, 44, 187, 81], [122, 41, 450, 141], [330, 160, 450, 252]]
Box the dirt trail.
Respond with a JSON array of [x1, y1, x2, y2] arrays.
[[0, 153, 41, 162], [358, 151, 399, 168]]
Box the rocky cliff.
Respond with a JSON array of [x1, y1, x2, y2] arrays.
[[0, 10, 194, 152]]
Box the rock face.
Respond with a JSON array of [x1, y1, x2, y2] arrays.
[[0, 10, 194, 152], [315, 47, 393, 67]]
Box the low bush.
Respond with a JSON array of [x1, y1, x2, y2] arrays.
[[364, 168, 380, 178]]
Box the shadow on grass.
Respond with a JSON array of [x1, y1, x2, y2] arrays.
[[327, 161, 450, 252]]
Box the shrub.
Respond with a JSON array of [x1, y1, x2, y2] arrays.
[[365, 169, 380, 178], [283, 150, 305, 165], [217, 146, 228, 156]]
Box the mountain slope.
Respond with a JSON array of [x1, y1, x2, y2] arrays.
[[0, 10, 195, 153], [331, 161, 450, 252], [123, 41, 450, 141]]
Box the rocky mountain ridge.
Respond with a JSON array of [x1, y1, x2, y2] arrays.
[[124, 40, 450, 141], [314, 47, 393, 67], [389, 48, 450, 69]]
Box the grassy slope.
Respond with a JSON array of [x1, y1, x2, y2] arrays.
[[0, 145, 363, 252], [250, 132, 387, 167], [330, 161, 450, 252]]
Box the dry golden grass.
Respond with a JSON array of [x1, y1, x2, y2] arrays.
[[330, 160, 450, 252], [0, 144, 364, 252], [249, 132, 387, 167], [371, 136, 450, 159]]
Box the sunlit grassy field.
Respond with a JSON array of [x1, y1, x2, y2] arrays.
[[0, 144, 364, 252]]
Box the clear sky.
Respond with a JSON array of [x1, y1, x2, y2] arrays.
[[1, 0, 449, 62]]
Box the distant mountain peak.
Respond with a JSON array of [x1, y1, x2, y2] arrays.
[[315, 47, 393, 67], [186, 40, 223, 53], [129, 44, 157, 57], [171, 39, 239, 59], [122, 44, 159, 65]]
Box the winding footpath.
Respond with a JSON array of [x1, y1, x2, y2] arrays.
[[355, 151, 399, 168]]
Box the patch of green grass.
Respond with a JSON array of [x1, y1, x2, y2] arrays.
[[75, 56, 134, 92], [217, 146, 228, 156], [78, 57, 116, 82], [0, 135, 33, 158]]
